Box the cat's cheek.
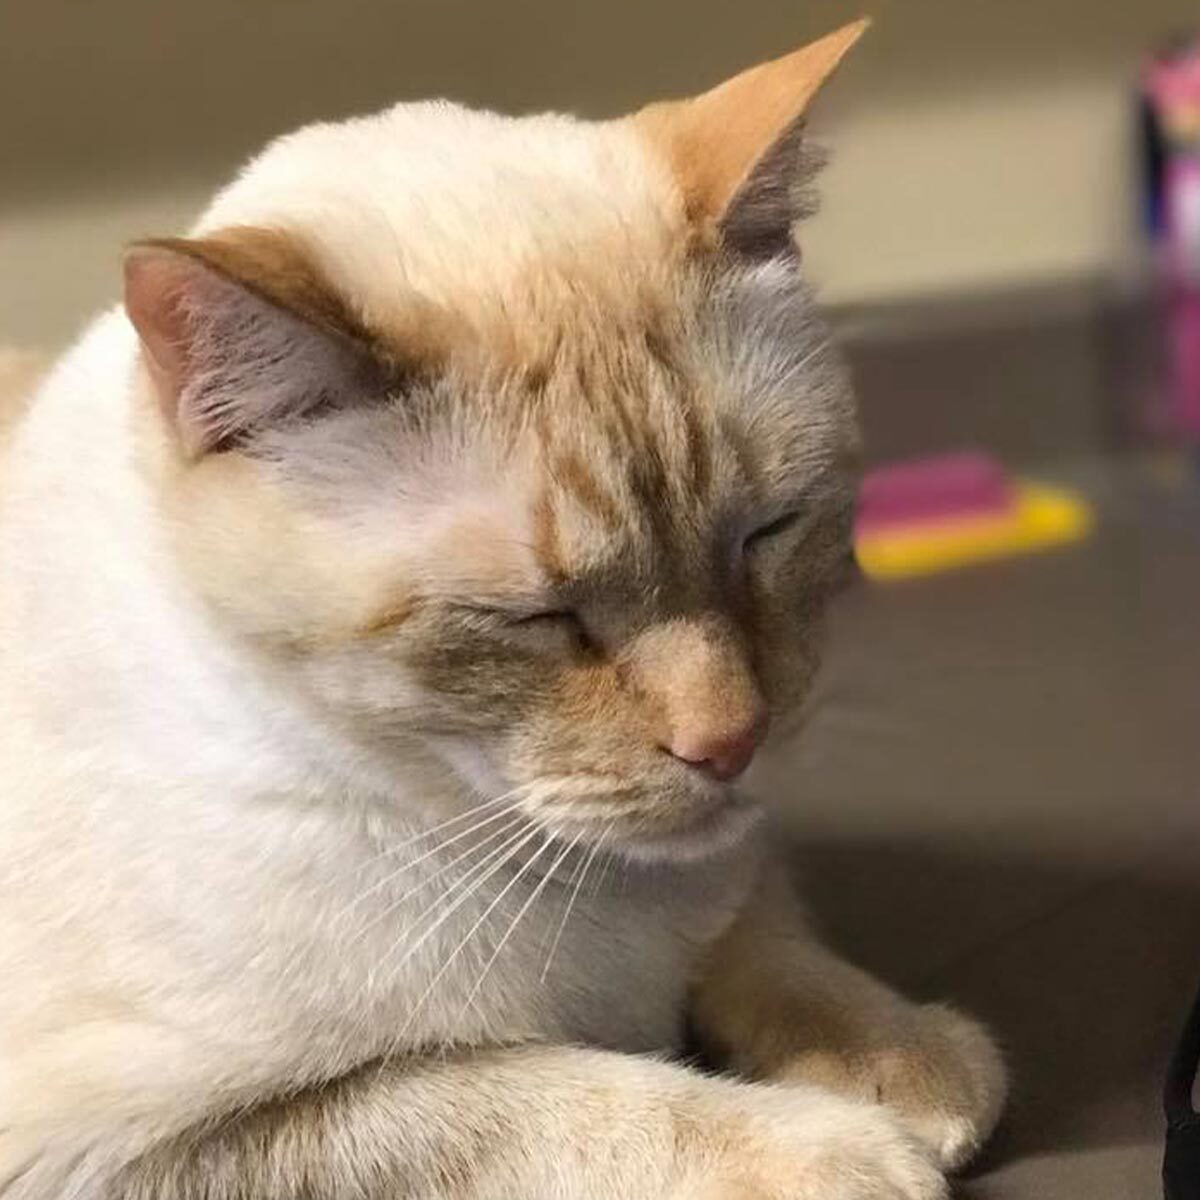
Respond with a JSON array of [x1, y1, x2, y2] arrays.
[[497, 671, 638, 791], [292, 645, 437, 727], [425, 735, 512, 797]]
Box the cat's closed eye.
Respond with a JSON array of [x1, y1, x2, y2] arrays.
[[516, 609, 601, 657], [511, 608, 583, 631], [743, 509, 803, 549], [467, 605, 594, 653]]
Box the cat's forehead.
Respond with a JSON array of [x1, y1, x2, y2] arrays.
[[200, 102, 686, 340]]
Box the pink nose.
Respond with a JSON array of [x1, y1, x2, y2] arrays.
[[667, 712, 769, 781]]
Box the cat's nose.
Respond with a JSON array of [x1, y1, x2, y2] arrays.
[[667, 709, 769, 781]]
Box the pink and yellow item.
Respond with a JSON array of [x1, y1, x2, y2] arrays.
[[853, 451, 1093, 581]]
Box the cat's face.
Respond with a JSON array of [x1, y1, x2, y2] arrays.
[[127, 23, 865, 860]]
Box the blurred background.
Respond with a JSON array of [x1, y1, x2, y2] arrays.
[[4, 3, 1200, 1198]]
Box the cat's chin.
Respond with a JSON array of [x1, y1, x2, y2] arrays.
[[548, 789, 765, 866], [616, 795, 765, 864]]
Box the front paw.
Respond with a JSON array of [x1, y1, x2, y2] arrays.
[[776, 1004, 1007, 1171], [681, 1088, 947, 1200]]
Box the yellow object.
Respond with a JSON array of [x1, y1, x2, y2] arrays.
[[854, 481, 1094, 582]]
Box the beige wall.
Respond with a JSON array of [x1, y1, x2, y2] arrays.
[[806, 74, 1137, 303], [2, 0, 1193, 345]]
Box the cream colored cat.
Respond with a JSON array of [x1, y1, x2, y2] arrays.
[[0, 22, 1005, 1200]]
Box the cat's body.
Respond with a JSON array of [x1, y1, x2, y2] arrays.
[[0, 24, 1005, 1200]]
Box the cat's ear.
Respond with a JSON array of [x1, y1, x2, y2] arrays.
[[123, 231, 387, 457], [635, 19, 868, 260]]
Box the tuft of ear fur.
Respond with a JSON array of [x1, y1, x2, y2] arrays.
[[635, 19, 868, 259], [123, 231, 389, 457]]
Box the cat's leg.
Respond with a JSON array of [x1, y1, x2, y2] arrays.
[[690, 854, 1007, 1171], [110, 1044, 945, 1200]]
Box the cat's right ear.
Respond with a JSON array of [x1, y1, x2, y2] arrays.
[[123, 235, 387, 458], [635, 19, 868, 260]]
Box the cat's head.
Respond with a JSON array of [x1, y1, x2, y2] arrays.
[[125, 22, 866, 861]]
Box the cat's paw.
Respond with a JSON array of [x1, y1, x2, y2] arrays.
[[681, 1089, 947, 1200], [776, 1004, 1007, 1171]]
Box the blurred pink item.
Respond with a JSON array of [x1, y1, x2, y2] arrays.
[[855, 451, 1015, 536], [1145, 37, 1200, 439]]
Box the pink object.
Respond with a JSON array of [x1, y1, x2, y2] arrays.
[[1146, 40, 1200, 440], [855, 451, 1016, 536]]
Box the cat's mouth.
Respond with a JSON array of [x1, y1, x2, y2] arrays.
[[523, 773, 764, 864]]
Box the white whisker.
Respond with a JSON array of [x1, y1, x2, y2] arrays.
[[375, 821, 542, 984], [589, 831, 621, 898], [460, 829, 583, 1018], [356, 783, 531, 873], [540, 820, 613, 983], [347, 810, 529, 945], [335, 788, 531, 929], [334, 816, 534, 1065], [396, 831, 556, 1037]]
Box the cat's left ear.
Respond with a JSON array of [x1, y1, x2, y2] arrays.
[[635, 19, 868, 260]]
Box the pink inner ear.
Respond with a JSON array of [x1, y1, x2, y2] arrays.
[[123, 248, 204, 422], [122, 239, 388, 457]]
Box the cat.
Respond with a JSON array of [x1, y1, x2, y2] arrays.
[[0, 20, 1006, 1200]]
